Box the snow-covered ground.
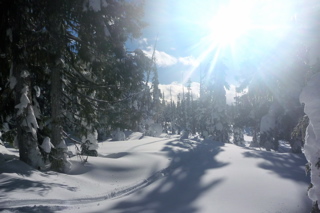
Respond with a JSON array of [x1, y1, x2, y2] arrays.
[[0, 134, 311, 213]]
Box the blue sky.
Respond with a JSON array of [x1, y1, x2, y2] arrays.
[[126, 0, 312, 102]]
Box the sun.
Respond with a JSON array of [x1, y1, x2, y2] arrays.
[[181, 0, 296, 84], [193, 0, 294, 61], [206, 1, 253, 46]]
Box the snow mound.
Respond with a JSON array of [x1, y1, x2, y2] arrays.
[[111, 129, 126, 141], [125, 131, 143, 140], [0, 144, 17, 163]]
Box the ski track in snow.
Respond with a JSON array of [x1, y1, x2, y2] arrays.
[[0, 138, 200, 211], [0, 169, 167, 209], [0, 137, 310, 213]]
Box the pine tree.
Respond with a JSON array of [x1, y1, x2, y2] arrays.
[[199, 60, 230, 142], [232, 95, 245, 145], [0, 0, 149, 172], [210, 61, 230, 142], [151, 63, 162, 123], [1, 0, 47, 169]]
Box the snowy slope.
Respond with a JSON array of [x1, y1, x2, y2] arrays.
[[0, 134, 311, 213]]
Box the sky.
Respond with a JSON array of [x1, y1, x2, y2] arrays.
[[127, 0, 316, 103]]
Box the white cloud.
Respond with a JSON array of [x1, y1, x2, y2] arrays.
[[143, 46, 177, 67], [178, 56, 199, 67], [138, 38, 148, 45], [142, 46, 198, 68], [159, 82, 200, 103], [155, 51, 178, 67]]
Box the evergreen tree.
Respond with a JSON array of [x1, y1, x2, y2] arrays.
[[1, 0, 46, 169], [151, 63, 162, 123], [232, 95, 245, 145], [210, 61, 230, 142], [0, 0, 148, 172], [200, 60, 230, 142]]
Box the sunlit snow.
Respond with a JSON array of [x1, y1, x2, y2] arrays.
[[0, 133, 311, 213]]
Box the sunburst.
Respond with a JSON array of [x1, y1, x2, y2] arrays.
[[182, 0, 296, 84]]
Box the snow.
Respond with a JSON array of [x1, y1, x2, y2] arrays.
[[0, 143, 16, 163], [146, 123, 163, 137], [20, 70, 30, 78], [124, 131, 143, 140], [81, 129, 99, 151], [0, 134, 311, 212], [300, 72, 320, 207], [56, 139, 68, 149], [14, 86, 30, 116], [112, 129, 126, 141], [21, 106, 39, 138], [33, 86, 41, 98], [9, 65, 16, 89], [40, 137, 54, 153], [32, 96, 41, 119]]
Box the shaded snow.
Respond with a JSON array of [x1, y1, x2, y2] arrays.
[[81, 129, 99, 150], [40, 137, 54, 153], [14, 86, 30, 116], [112, 129, 126, 141], [0, 134, 311, 212], [33, 86, 41, 98], [20, 70, 30, 78]]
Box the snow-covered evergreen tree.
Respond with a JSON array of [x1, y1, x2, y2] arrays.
[[232, 96, 245, 145], [0, 0, 148, 172], [200, 60, 230, 142], [236, 61, 273, 147], [2, 0, 46, 169], [151, 63, 162, 124], [210, 61, 230, 142], [300, 73, 320, 211]]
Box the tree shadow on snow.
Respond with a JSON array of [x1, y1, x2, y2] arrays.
[[127, 138, 175, 152], [0, 205, 67, 213], [242, 150, 309, 183], [106, 139, 229, 213], [104, 152, 130, 159], [0, 158, 36, 177], [0, 177, 77, 196], [163, 139, 196, 151], [0, 160, 78, 205]]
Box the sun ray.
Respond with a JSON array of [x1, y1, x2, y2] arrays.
[[177, 0, 299, 87], [192, 0, 296, 79]]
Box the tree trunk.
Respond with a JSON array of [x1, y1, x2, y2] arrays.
[[50, 62, 69, 172]]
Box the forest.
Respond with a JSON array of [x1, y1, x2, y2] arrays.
[[1, 0, 320, 212]]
